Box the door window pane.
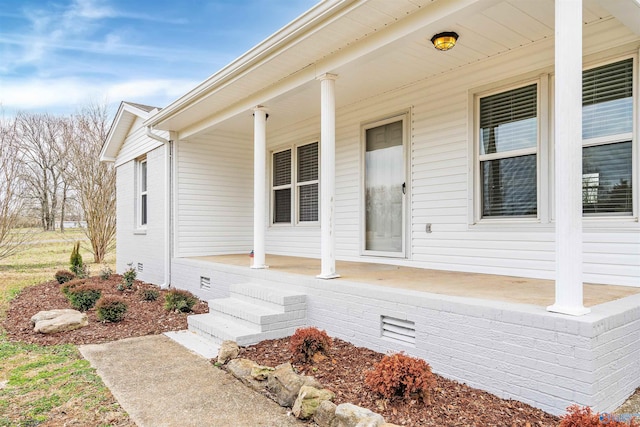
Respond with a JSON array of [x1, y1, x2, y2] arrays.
[[365, 121, 404, 252]]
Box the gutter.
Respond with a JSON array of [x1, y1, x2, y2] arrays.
[[145, 126, 173, 289]]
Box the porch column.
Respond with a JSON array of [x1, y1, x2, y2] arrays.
[[547, 0, 589, 316], [252, 106, 268, 269], [317, 73, 340, 279]]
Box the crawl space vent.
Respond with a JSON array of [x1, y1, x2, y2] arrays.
[[137, 263, 143, 272], [200, 276, 211, 290], [381, 316, 416, 345]]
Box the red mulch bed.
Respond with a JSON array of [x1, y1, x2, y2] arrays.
[[2, 275, 208, 345], [241, 337, 560, 427], [4, 278, 560, 426]]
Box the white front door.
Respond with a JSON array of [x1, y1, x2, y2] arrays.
[[363, 116, 406, 257]]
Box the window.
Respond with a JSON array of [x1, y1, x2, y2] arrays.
[[272, 142, 319, 224], [138, 158, 147, 227], [582, 58, 633, 215], [478, 83, 538, 218]]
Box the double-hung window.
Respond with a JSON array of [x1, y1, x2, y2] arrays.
[[582, 58, 633, 216], [478, 83, 538, 218], [272, 142, 319, 224], [138, 158, 147, 227]]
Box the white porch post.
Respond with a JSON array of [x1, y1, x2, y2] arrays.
[[317, 74, 340, 279], [547, 0, 589, 316], [252, 106, 268, 269]]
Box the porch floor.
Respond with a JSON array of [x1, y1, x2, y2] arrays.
[[191, 254, 639, 308]]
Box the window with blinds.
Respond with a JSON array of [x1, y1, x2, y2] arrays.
[[272, 149, 292, 223], [272, 143, 319, 225], [138, 158, 147, 227], [582, 58, 633, 215], [297, 142, 319, 222], [479, 83, 538, 217]]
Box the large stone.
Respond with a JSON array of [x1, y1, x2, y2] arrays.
[[225, 358, 269, 391], [251, 365, 274, 381], [313, 400, 337, 427], [217, 340, 239, 364], [32, 309, 88, 334], [292, 385, 335, 420], [334, 403, 385, 427], [266, 362, 322, 407]]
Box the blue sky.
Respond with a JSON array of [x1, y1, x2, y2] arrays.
[[0, 0, 318, 116]]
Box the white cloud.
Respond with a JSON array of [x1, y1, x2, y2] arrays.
[[0, 77, 199, 113]]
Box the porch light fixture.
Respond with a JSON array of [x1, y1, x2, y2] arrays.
[[431, 32, 458, 51]]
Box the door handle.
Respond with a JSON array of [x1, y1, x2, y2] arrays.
[[402, 182, 406, 194]]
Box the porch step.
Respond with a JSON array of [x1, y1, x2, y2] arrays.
[[187, 281, 306, 348], [164, 330, 220, 359]]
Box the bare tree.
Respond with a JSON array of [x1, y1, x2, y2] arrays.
[[0, 115, 32, 260], [16, 113, 66, 231], [68, 103, 116, 263]]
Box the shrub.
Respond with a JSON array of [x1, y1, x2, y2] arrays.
[[121, 263, 137, 289], [54, 270, 75, 284], [289, 327, 332, 363], [100, 265, 113, 280], [164, 289, 198, 312], [365, 352, 436, 403], [69, 242, 85, 277], [559, 405, 639, 427], [61, 279, 86, 296], [96, 296, 128, 323], [65, 284, 102, 311], [140, 288, 160, 301]]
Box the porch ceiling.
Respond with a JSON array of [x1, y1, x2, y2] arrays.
[[162, 0, 637, 141], [193, 254, 640, 308]]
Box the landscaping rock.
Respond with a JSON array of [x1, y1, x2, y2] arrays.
[[251, 365, 274, 381], [225, 358, 268, 391], [217, 340, 239, 364], [334, 403, 385, 427], [267, 362, 322, 407], [313, 400, 337, 427], [31, 309, 88, 334], [292, 385, 335, 420]]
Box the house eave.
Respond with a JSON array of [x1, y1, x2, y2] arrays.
[[101, 101, 158, 162]]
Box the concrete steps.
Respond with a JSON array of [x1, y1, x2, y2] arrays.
[[186, 281, 307, 348]]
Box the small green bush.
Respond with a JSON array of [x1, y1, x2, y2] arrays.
[[96, 297, 128, 323], [164, 289, 198, 313], [140, 288, 160, 301], [54, 270, 75, 284], [100, 265, 113, 280], [65, 284, 102, 311], [69, 242, 85, 277], [121, 263, 137, 289]]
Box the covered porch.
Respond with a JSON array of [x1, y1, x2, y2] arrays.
[[193, 254, 640, 307]]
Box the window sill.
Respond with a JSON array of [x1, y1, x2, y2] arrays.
[[469, 218, 550, 231], [133, 229, 147, 235]]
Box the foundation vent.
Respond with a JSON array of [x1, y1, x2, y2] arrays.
[[381, 316, 415, 345], [137, 263, 143, 272], [200, 276, 211, 290]]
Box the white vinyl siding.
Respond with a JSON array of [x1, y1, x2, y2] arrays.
[[175, 133, 253, 257], [114, 116, 164, 167], [116, 145, 166, 285]]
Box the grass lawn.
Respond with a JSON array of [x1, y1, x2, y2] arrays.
[[0, 229, 129, 426]]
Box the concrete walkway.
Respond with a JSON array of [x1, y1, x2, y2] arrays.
[[79, 334, 303, 427]]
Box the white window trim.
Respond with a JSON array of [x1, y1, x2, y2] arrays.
[[136, 157, 148, 232], [469, 75, 549, 228], [270, 141, 320, 227]]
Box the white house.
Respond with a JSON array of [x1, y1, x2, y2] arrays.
[[102, 0, 640, 416]]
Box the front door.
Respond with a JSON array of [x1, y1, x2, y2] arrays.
[[363, 117, 406, 257]]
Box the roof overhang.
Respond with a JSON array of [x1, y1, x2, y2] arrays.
[[101, 102, 159, 162]]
